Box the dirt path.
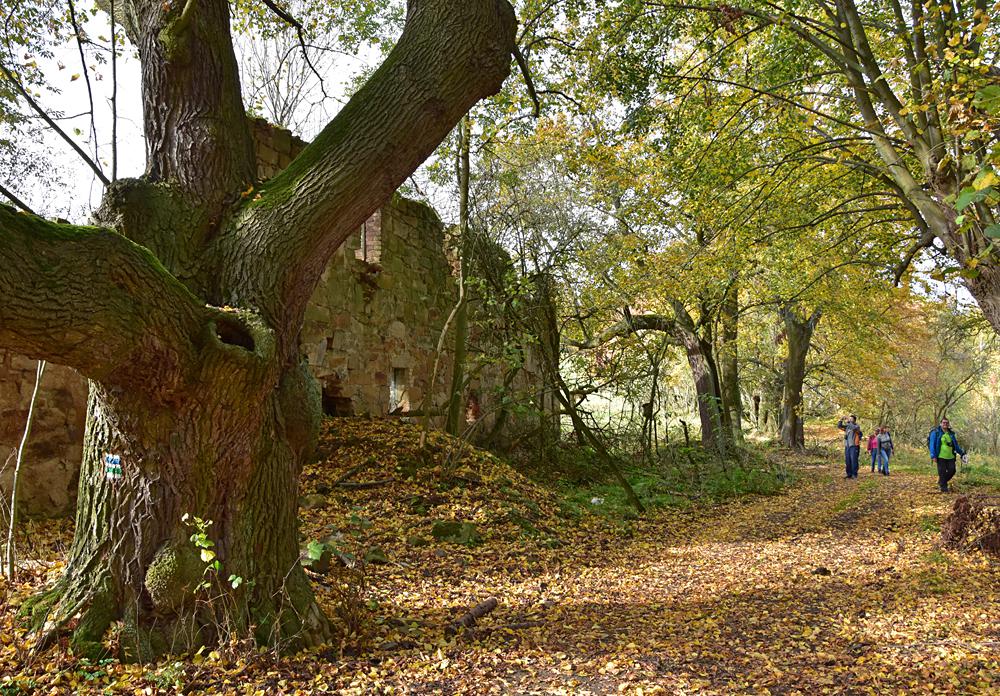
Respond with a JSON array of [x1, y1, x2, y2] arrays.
[[330, 453, 1000, 694]]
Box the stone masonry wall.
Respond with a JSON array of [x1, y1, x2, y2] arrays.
[[0, 119, 546, 518]]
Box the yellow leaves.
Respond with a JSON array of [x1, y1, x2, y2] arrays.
[[972, 170, 997, 191]]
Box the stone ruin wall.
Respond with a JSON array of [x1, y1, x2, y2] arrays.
[[0, 119, 546, 518]]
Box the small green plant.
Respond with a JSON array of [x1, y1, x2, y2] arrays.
[[178, 513, 258, 660], [301, 509, 379, 646], [919, 515, 941, 533], [148, 661, 186, 690]]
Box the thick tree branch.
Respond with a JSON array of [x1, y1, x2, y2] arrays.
[[564, 314, 681, 351], [513, 44, 541, 116], [222, 0, 517, 342], [893, 228, 937, 285], [0, 205, 210, 398]]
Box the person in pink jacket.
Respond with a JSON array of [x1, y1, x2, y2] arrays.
[[866, 428, 880, 473]]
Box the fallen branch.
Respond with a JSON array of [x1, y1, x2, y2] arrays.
[[333, 461, 370, 486], [334, 478, 395, 490], [446, 597, 498, 637]]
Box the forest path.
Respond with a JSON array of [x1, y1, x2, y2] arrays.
[[334, 450, 1000, 694]]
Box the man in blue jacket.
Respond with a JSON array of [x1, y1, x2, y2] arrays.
[[929, 417, 966, 493]]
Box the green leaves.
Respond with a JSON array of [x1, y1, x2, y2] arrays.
[[955, 187, 995, 212], [973, 85, 1000, 116]]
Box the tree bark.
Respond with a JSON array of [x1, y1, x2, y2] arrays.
[[446, 115, 472, 436], [779, 306, 821, 449], [3, 0, 517, 658], [671, 302, 726, 455], [718, 285, 743, 443]]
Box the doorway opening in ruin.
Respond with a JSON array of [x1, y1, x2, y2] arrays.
[[321, 378, 354, 417], [389, 367, 409, 414]]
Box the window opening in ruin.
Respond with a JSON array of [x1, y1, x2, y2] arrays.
[[389, 367, 409, 414], [355, 210, 382, 264]]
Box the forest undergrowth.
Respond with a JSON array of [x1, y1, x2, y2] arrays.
[[2, 419, 999, 694]]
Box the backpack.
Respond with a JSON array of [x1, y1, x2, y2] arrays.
[[881, 434, 893, 450]]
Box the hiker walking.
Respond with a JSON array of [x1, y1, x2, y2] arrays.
[[928, 417, 966, 493], [876, 426, 893, 476], [867, 429, 880, 472], [837, 415, 863, 479]]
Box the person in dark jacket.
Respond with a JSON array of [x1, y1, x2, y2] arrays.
[[928, 417, 966, 493], [876, 427, 893, 476], [837, 415, 863, 479]]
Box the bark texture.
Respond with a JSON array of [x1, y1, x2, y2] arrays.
[[4, 0, 516, 658]]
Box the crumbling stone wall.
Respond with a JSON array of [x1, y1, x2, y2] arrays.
[[0, 355, 87, 518], [0, 119, 547, 518]]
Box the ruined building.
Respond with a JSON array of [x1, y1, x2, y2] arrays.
[[0, 120, 549, 518]]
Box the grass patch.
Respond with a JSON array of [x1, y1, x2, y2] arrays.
[[832, 479, 877, 513], [557, 444, 793, 520]]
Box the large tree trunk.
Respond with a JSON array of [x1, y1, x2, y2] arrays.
[[779, 306, 821, 450], [3, 0, 516, 658], [34, 364, 325, 659]]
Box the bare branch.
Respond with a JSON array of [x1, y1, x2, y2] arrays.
[[259, 0, 330, 100], [0, 59, 110, 187]]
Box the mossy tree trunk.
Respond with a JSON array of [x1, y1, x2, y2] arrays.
[[1, 0, 516, 657], [670, 301, 727, 456]]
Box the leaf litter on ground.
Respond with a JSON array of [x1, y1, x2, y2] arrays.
[[2, 418, 999, 694]]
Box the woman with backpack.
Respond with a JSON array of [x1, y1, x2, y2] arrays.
[[876, 427, 893, 476], [867, 429, 880, 472]]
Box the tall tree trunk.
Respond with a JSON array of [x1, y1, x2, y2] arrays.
[[671, 302, 726, 455], [779, 306, 821, 450], [3, 0, 517, 658], [32, 364, 326, 659], [446, 115, 472, 436], [718, 286, 743, 443]]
